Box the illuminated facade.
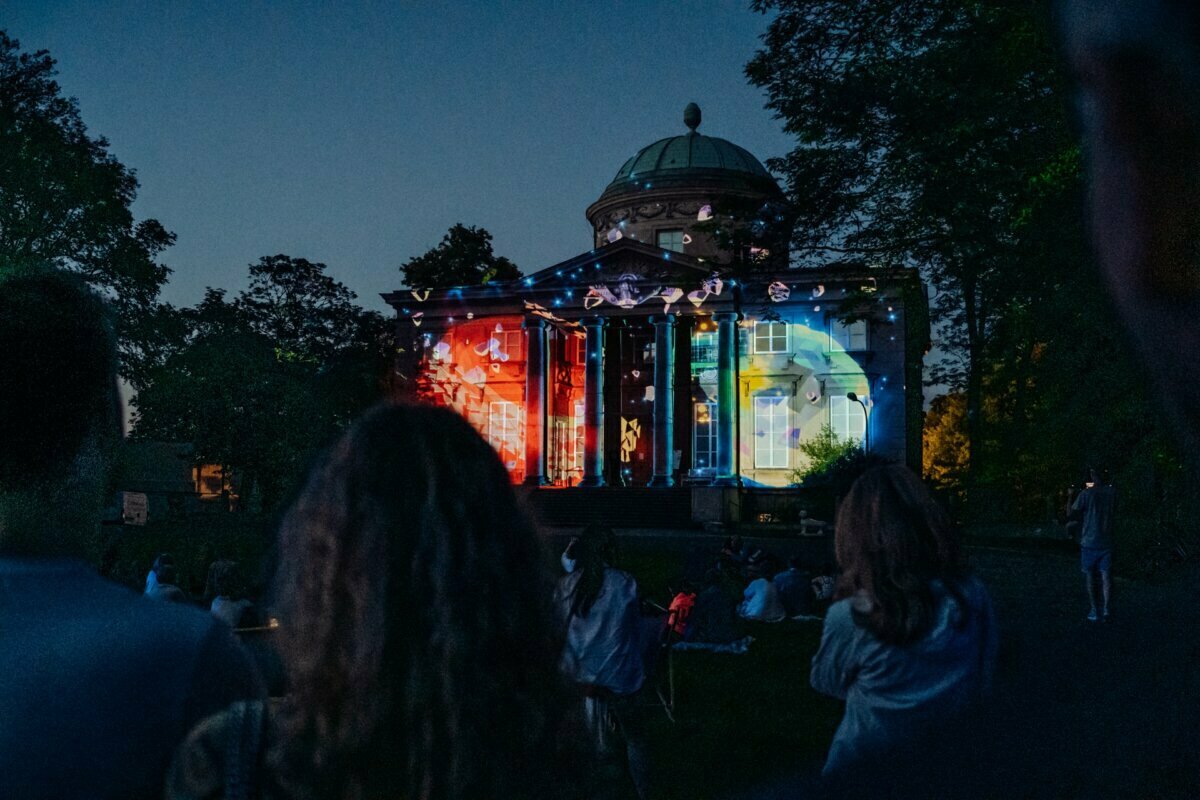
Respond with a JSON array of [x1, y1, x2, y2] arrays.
[[385, 105, 927, 488]]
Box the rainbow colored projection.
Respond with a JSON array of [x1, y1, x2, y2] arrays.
[[386, 239, 925, 488]]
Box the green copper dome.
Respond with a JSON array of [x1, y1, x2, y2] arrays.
[[598, 104, 781, 201]]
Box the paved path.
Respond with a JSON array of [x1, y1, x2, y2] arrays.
[[973, 547, 1200, 798]]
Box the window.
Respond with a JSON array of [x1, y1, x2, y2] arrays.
[[753, 321, 788, 354], [492, 330, 524, 361], [693, 402, 717, 470], [692, 331, 716, 362], [754, 396, 789, 468], [487, 401, 521, 459], [830, 318, 868, 351], [739, 326, 751, 355], [829, 395, 866, 445], [657, 229, 685, 253], [573, 401, 585, 472]]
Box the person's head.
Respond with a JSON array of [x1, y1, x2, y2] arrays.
[[565, 524, 617, 618], [0, 268, 120, 554], [204, 559, 243, 600], [1060, 1, 1200, 450], [272, 403, 566, 799], [834, 465, 967, 645], [153, 554, 178, 587]]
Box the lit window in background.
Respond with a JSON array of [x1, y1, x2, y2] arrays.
[[753, 321, 788, 354], [829, 395, 866, 444], [693, 402, 717, 469], [754, 396, 789, 468]]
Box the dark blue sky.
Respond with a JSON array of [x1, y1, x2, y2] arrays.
[[5, 1, 793, 312]]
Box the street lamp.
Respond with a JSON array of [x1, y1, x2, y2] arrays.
[[846, 391, 870, 452]]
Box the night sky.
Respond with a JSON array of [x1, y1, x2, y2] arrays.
[[4, 1, 793, 312]]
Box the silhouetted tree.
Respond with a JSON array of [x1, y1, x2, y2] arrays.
[[400, 223, 520, 288], [0, 31, 174, 387]]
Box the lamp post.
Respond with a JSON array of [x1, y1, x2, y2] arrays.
[[846, 391, 870, 452]]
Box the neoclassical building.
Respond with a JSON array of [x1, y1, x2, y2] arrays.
[[385, 105, 927, 491]]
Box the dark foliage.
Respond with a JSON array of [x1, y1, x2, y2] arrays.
[[399, 223, 520, 288]]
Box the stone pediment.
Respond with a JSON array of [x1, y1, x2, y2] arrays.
[[522, 238, 715, 288]]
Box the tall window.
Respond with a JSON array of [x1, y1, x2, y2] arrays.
[[829, 395, 866, 445], [492, 330, 524, 361], [487, 401, 521, 459], [692, 330, 716, 362], [753, 321, 788, 354], [754, 396, 789, 468], [657, 229, 685, 253], [573, 401, 585, 472], [693, 402, 717, 470], [830, 318, 868, 351]]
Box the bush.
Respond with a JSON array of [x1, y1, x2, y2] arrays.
[[792, 424, 862, 486]]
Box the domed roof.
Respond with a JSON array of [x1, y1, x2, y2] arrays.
[[597, 103, 782, 201]]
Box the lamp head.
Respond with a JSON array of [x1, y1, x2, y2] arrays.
[[846, 391, 859, 402]]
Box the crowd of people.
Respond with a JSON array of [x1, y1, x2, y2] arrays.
[[3, 9, 1197, 789]]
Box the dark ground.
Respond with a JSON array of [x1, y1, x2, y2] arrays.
[[606, 534, 1200, 800]]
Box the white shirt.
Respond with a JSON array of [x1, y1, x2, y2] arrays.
[[555, 567, 645, 696], [738, 578, 787, 622]]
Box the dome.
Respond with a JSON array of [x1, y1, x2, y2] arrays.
[[597, 103, 782, 201]]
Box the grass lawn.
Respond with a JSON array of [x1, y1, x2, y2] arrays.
[[618, 541, 841, 799]]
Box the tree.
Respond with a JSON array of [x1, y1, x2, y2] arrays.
[[0, 32, 174, 386], [399, 223, 520, 288], [746, 2, 1080, 486], [132, 257, 391, 510], [924, 393, 969, 491]]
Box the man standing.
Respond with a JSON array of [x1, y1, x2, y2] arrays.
[[1071, 469, 1117, 621], [0, 270, 262, 799]]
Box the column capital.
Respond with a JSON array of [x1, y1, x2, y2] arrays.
[[647, 313, 678, 327], [522, 315, 549, 331], [581, 316, 608, 330], [712, 310, 743, 323]]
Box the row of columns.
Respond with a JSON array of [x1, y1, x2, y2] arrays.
[[523, 312, 739, 488]]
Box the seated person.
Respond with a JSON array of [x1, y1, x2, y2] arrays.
[[720, 534, 748, 565], [205, 560, 256, 628], [666, 586, 697, 638], [685, 569, 744, 644], [774, 557, 815, 618], [738, 564, 787, 622], [145, 554, 187, 603]]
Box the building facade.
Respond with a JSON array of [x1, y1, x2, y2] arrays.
[[385, 105, 927, 489]]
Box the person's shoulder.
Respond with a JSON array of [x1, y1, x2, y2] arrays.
[[167, 700, 281, 800], [824, 596, 857, 629]]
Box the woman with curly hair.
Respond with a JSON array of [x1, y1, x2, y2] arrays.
[[811, 465, 997, 781], [168, 403, 575, 799]]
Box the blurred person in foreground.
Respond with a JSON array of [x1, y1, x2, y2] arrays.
[[812, 466, 998, 791], [0, 269, 262, 800], [1060, 0, 1200, 455], [169, 403, 577, 799]]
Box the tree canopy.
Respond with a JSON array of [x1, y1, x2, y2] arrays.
[[133, 257, 390, 509], [748, 1, 1182, 519], [0, 31, 174, 386], [399, 223, 520, 288]]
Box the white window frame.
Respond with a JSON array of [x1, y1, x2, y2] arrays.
[[487, 401, 522, 458], [830, 318, 868, 351], [572, 401, 585, 473], [693, 402, 717, 470], [492, 330, 524, 362], [753, 321, 789, 354], [692, 331, 716, 362], [829, 395, 866, 445], [656, 229, 685, 253], [753, 396, 789, 469]]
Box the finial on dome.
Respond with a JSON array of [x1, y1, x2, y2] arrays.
[[684, 102, 701, 132]]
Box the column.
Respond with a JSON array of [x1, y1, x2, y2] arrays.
[[713, 311, 739, 486], [579, 317, 607, 487], [522, 316, 549, 486], [648, 314, 676, 487]]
